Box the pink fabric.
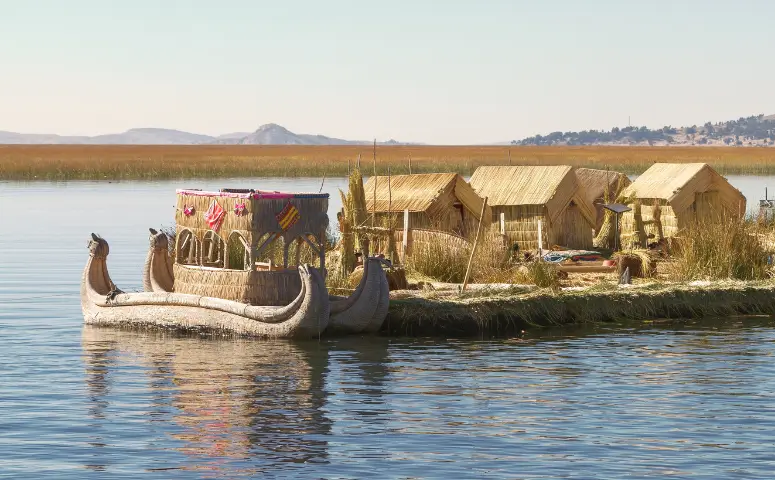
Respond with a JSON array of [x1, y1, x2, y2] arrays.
[[204, 200, 226, 232], [176, 189, 326, 200]]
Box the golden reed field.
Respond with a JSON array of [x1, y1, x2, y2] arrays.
[[1, 144, 775, 180]]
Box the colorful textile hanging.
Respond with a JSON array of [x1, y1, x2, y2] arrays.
[[275, 201, 300, 231], [204, 200, 226, 232]]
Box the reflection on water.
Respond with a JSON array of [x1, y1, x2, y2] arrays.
[[82, 327, 335, 474], [3, 179, 775, 478]]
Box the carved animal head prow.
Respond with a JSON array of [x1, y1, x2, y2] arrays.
[[88, 233, 110, 258], [148, 228, 169, 251]]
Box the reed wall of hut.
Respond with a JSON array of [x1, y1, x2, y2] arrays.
[[470, 166, 596, 251], [575, 168, 632, 234], [618, 163, 745, 244], [364, 173, 490, 239], [391, 228, 471, 262]]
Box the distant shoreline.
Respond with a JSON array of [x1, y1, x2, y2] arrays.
[[2, 144, 775, 180]]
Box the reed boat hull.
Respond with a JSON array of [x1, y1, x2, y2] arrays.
[[141, 230, 389, 335], [83, 234, 328, 338]]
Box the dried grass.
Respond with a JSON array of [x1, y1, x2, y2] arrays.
[[668, 218, 774, 281], [5, 144, 775, 180]]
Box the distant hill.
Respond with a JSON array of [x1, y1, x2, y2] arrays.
[[513, 114, 775, 147], [89, 128, 215, 145], [215, 123, 360, 145], [0, 124, 416, 146]]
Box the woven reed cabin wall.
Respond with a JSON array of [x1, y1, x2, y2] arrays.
[[173, 188, 329, 306], [619, 163, 746, 245], [363, 173, 491, 239], [575, 168, 632, 234], [469, 166, 596, 251]]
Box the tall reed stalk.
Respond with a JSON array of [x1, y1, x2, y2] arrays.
[[668, 218, 772, 281]]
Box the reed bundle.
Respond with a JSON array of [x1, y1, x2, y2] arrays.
[[173, 264, 303, 306]]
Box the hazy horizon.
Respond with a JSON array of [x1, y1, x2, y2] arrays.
[[1, 0, 773, 144]]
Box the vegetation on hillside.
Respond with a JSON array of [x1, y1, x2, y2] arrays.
[[514, 114, 775, 146]]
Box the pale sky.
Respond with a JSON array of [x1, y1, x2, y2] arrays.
[[1, 0, 773, 144]]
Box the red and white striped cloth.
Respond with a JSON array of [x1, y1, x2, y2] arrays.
[[204, 200, 226, 232]]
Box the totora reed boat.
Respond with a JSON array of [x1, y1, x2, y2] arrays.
[[81, 188, 389, 338]]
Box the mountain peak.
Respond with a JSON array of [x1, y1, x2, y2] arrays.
[[254, 123, 291, 133]]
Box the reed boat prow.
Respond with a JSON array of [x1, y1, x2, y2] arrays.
[[143, 228, 174, 293], [328, 257, 390, 333], [82, 234, 329, 338]]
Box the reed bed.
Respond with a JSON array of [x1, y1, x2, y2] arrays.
[[404, 231, 561, 288], [3, 145, 775, 180], [668, 218, 774, 281]]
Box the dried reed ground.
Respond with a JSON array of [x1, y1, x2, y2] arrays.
[[3, 144, 775, 180]]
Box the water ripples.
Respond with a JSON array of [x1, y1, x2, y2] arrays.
[[2, 180, 775, 478]]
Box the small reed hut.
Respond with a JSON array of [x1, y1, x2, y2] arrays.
[[469, 166, 596, 251], [575, 168, 632, 234], [363, 173, 491, 238], [619, 163, 746, 244]]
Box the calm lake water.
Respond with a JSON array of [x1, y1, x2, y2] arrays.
[[2, 176, 775, 479]]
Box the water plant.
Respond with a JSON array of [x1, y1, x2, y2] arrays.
[[4, 144, 775, 180]]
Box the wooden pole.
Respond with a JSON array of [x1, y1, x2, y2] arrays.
[[537, 219, 544, 256], [388, 167, 392, 215], [294, 238, 302, 266], [462, 197, 488, 292], [408, 153, 412, 174], [403, 208, 409, 262], [508, 148, 511, 165], [387, 166, 392, 260], [372, 139, 377, 228]]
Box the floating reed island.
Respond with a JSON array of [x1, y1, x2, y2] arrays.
[[82, 161, 775, 338], [369, 162, 775, 336]]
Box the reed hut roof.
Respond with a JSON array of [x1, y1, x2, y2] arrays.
[[364, 173, 489, 220], [469, 165, 595, 223], [621, 163, 746, 214], [575, 168, 632, 205]]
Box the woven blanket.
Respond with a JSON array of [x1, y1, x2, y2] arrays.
[[542, 250, 603, 264]]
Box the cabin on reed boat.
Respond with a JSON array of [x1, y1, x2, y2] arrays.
[[618, 163, 745, 244], [468, 166, 596, 251], [174, 188, 329, 305], [575, 168, 632, 234], [363, 173, 491, 238]]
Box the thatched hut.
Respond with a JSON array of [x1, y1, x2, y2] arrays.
[[469, 166, 596, 250], [575, 168, 632, 234], [363, 173, 490, 238], [619, 163, 746, 244]]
